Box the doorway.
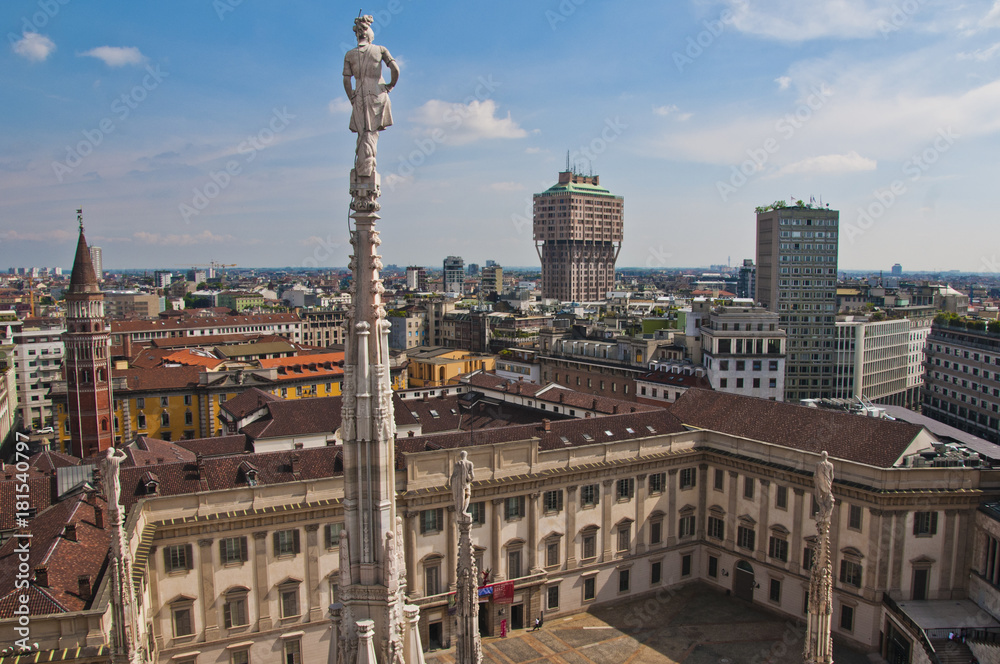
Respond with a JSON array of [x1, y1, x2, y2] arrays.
[[734, 560, 755, 603], [885, 623, 911, 664], [912, 568, 929, 600], [428, 621, 442, 650], [478, 602, 490, 636], [510, 603, 524, 630]]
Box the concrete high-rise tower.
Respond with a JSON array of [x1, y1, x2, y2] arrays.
[[533, 170, 623, 302], [443, 255, 464, 293], [64, 209, 114, 458], [89, 245, 103, 282], [755, 205, 839, 402]]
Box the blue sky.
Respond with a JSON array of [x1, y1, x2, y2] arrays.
[[2, 0, 1000, 273]]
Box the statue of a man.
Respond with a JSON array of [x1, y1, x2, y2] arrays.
[[104, 446, 126, 509], [815, 450, 835, 521], [449, 450, 475, 514], [343, 15, 399, 179]]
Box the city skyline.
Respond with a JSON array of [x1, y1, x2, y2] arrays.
[[2, 1, 1000, 272]]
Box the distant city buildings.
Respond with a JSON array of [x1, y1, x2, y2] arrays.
[[89, 245, 103, 282], [892, 263, 903, 276], [737, 259, 756, 300], [534, 170, 624, 302], [701, 304, 787, 400], [756, 204, 840, 401], [443, 255, 465, 293], [405, 265, 428, 291], [481, 264, 502, 294]]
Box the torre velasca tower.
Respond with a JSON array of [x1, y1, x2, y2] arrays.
[[533, 169, 624, 302]]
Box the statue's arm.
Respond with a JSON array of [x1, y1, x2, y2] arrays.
[[343, 75, 355, 100], [382, 47, 399, 92]]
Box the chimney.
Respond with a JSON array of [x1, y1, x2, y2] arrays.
[[542, 419, 551, 432], [64, 524, 77, 541], [591, 399, 598, 410], [34, 566, 48, 587], [612, 405, 619, 414], [291, 453, 301, 476], [559, 392, 565, 403], [408, 430, 415, 437], [78, 575, 92, 599], [94, 504, 104, 529], [423, 393, 429, 402]]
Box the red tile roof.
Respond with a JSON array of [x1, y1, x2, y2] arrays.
[[668, 388, 926, 467]]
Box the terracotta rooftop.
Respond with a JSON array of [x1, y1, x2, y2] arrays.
[[668, 388, 927, 468], [637, 369, 713, 390], [220, 387, 282, 420]]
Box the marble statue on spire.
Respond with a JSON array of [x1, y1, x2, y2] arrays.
[[343, 14, 399, 212], [804, 451, 835, 664], [448, 450, 475, 514]]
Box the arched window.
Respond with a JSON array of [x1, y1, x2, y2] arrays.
[[101, 418, 109, 432]]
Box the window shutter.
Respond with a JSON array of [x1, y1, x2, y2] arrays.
[[220, 541, 227, 565], [240, 536, 248, 562], [325, 525, 332, 547], [519, 496, 526, 517], [273, 532, 281, 554], [557, 490, 564, 511], [293, 529, 301, 554], [185, 544, 194, 570], [930, 511, 938, 535], [163, 547, 171, 570]]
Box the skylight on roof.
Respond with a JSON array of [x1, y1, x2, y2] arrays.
[[626, 427, 635, 434], [605, 430, 613, 436], [646, 425, 657, 433], [560, 436, 570, 444], [582, 433, 593, 441], [429, 410, 440, 418]]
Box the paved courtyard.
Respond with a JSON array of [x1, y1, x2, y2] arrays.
[[425, 583, 874, 664]]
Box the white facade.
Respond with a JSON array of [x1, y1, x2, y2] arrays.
[[834, 315, 923, 407], [701, 305, 786, 401], [90, 245, 103, 281], [5, 317, 66, 428]]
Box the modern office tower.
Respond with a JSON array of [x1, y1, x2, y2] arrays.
[[482, 264, 502, 294], [923, 318, 1000, 444], [892, 263, 903, 276], [533, 169, 624, 302], [701, 304, 787, 400], [89, 245, 103, 282], [834, 315, 914, 406], [737, 259, 756, 300], [443, 255, 465, 293], [756, 205, 839, 401], [405, 266, 428, 291], [466, 263, 480, 276]]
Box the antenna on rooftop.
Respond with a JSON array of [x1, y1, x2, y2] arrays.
[[565, 150, 570, 172]]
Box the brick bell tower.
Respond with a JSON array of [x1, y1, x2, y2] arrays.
[[64, 209, 114, 458]]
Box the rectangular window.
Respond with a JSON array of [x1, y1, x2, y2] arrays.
[[582, 532, 597, 560], [648, 472, 666, 494], [280, 585, 299, 618], [284, 639, 301, 664], [161, 412, 170, 427], [616, 478, 634, 500], [274, 529, 301, 556], [137, 412, 147, 429], [543, 489, 564, 513], [803, 546, 815, 572], [679, 515, 695, 538], [172, 604, 193, 637], [326, 523, 344, 548], [769, 578, 781, 603], [137, 397, 146, 409], [775, 485, 788, 510], [708, 516, 725, 540], [184, 410, 193, 425], [617, 524, 631, 552], [420, 508, 443, 533], [583, 576, 596, 601], [425, 564, 440, 595], [768, 536, 789, 562], [164, 544, 192, 572], [737, 525, 755, 550], [508, 550, 522, 579], [581, 484, 599, 507], [744, 477, 755, 499], [618, 568, 630, 593], [679, 468, 696, 489], [547, 585, 560, 610], [160, 396, 169, 407], [546, 541, 560, 567], [505, 496, 525, 520], [220, 536, 248, 565], [848, 504, 863, 531], [468, 502, 486, 525], [708, 555, 719, 579], [714, 468, 725, 490], [650, 520, 663, 545], [913, 511, 937, 536], [681, 554, 691, 577], [840, 605, 854, 631], [231, 649, 250, 664], [839, 560, 863, 587], [223, 593, 248, 628]]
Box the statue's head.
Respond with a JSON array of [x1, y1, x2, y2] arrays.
[[821, 450, 828, 461], [459, 450, 468, 460], [353, 15, 375, 44]]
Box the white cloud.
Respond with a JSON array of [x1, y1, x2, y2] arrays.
[[525, 147, 542, 154], [410, 99, 528, 145], [12, 32, 56, 62], [653, 104, 693, 121], [328, 98, 352, 114], [722, 0, 897, 41], [79, 46, 146, 67], [775, 76, 792, 90], [1, 228, 73, 242], [958, 43, 1000, 61], [983, 1, 1000, 28], [774, 151, 877, 176], [133, 230, 233, 246]]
